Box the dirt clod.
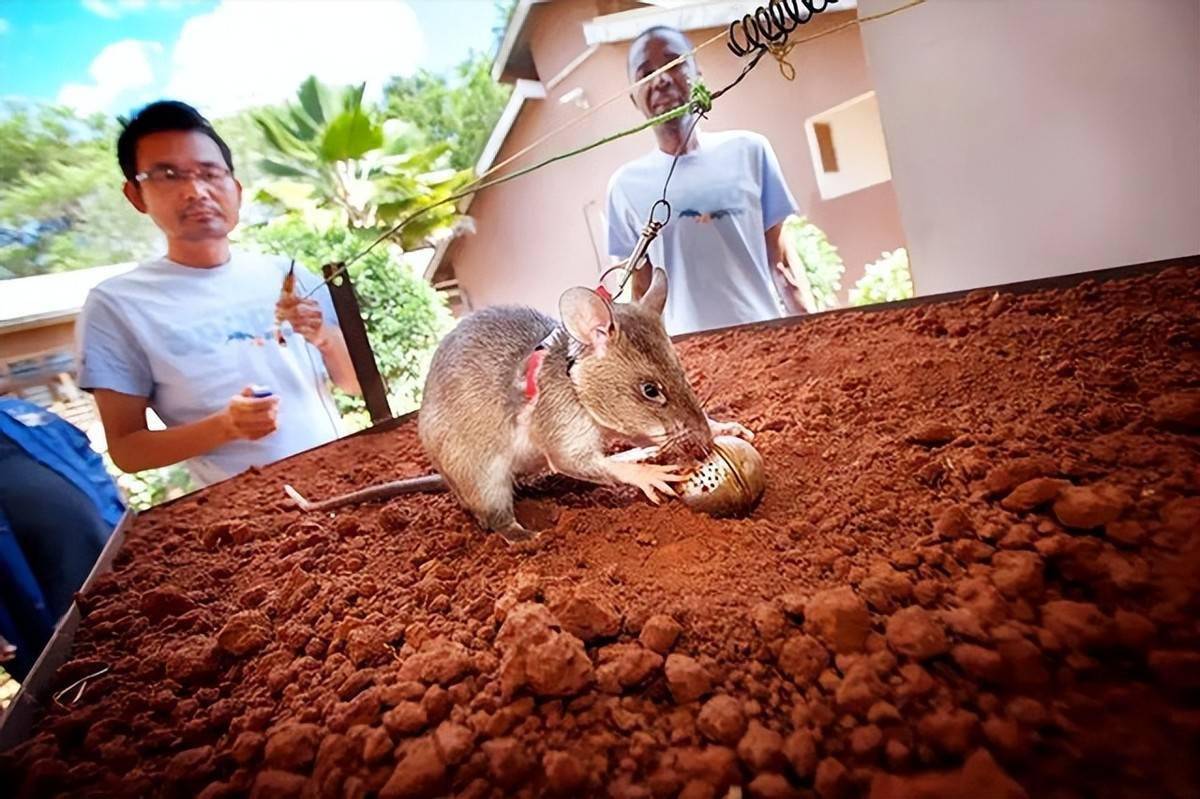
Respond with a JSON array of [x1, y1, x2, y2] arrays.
[[886, 607, 949, 660], [216, 610, 272, 656], [698, 694, 748, 745], [665, 654, 713, 705], [1052, 485, 1130, 529], [639, 614, 683, 654], [1000, 478, 1071, 513], [805, 587, 873, 654]]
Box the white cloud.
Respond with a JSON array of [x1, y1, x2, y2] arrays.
[[0, 18, 10, 35], [57, 39, 162, 115], [82, 0, 186, 18], [82, 0, 120, 19], [163, 0, 425, 117]]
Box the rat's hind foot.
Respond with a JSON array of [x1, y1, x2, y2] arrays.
[[498, 522, 537, 544]]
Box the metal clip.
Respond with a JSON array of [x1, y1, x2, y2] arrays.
[[598, 199, 671, 299]]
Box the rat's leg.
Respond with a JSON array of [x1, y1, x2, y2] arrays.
[[549, 445, 687, 505], [606, 445, 662, 463], [444, 455, 534, 543], [603, 458, 687, 504]]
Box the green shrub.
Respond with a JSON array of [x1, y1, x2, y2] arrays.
[[781, 215, 844, 311], [850, 247, 914, 306], [237, 217, 455, 419]]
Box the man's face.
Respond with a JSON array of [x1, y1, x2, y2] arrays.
[[123, 130, 242, 242], [628, 31, 697, 120]]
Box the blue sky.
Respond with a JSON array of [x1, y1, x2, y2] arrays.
[[0, 0, 504, 118]]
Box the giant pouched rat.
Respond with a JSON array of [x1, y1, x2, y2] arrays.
[[283, 268, 750, 543]]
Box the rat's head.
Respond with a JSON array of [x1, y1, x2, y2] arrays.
[[559, 268, 713, 459]]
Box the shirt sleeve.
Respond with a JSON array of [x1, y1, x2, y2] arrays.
[[605, 175, 638, 259], [75, 291, 154, 397], [759, 135, 799, 231]]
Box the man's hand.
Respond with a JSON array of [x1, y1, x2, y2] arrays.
[[276, 294, 327, 348], [223, 388, 279, 441], [275, 292, 361, 395], [767, 222, 810, 315], [0, 634, 15, 663]]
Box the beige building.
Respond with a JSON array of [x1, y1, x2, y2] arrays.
[[427, 0, 909, 316], [0, 264, 136, 440]]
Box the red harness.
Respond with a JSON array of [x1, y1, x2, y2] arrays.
[[523, 348, 547, 401]]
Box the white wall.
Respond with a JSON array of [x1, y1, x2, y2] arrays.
[[806, 91, 893, 200], [857, 0, 1200, 295]]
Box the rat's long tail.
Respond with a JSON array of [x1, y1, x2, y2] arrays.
[[283, 474, 448, 513]]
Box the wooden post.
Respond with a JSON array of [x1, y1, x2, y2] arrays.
[[322, 262, 391, 425]]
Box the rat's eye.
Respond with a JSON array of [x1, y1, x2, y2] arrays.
[[640, 382, 666, 404]]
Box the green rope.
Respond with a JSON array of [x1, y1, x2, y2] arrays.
[[322, 80, 716, 284], [466, 80, 713, 196]]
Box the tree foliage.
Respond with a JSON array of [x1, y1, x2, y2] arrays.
[[236, 217, 453, 419], [782, 215, 844, 312], [383, 51, 512, 171], [250, 77, 471, 246], [849, 247, 915, 306], [0, 101, 161, 278]]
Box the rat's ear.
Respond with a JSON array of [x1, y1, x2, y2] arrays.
[[639, 267, 669, 316], [560, 287, 615, 356]]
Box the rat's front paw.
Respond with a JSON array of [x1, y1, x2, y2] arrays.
[[708, 417, 755, 441], [606, 459, 686, 504]]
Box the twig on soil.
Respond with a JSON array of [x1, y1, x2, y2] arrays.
[[51, 665, 110, 709]]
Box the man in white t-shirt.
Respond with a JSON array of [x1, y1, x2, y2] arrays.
[[77, 100, 360, 487], [606, 26, 809, 337]]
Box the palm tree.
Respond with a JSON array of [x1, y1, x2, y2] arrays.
[[251, 77, 470, 250]]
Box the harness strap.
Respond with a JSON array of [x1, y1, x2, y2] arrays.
[[523, 348, 547, 401]]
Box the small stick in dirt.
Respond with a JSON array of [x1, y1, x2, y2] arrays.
[[51, 665, 109, 709]]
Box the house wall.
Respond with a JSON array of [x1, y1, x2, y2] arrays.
[[450, 3, 907, 316], [857, 0, 1200, 295], [0, 320, 75, 365]]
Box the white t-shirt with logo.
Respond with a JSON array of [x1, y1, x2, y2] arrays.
[[77, 251, 345, 487], [606, 129, 798, 336]]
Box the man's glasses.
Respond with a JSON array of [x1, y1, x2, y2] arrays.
[[134, 166, 233, 187]]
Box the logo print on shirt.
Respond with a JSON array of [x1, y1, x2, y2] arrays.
[[679, 208, 745, 224], [226, 331, 269, 346]]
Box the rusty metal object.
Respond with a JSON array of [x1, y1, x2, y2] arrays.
[[679, 435, 766, 517], [322, 262, 392, 425]]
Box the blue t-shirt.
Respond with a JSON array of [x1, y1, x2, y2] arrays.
[[76, 251, 345, 486], [606, 129, 799, 336]]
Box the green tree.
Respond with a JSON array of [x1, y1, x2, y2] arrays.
[[250, 77, 470, 245], [850, 248, 914, 306], [236, 217, 454, 420], [244, 76, 465, 420], [781, 215, 844, 312], [383, 51, 512, 171], [0, 101, 161, 278]]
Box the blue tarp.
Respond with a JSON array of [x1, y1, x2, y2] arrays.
[[0, 398, 125, 681]]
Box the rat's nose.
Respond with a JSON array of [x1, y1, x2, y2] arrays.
[[675, 426, 712, 461]]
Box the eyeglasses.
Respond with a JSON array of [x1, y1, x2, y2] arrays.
[[134, 166, 233, 186]]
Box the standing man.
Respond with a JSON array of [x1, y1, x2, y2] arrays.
[[78, 100, 360, 487], [606, 25, 810, 336]]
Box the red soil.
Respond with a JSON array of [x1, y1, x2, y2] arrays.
[[3, 262, 1199, 799]]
